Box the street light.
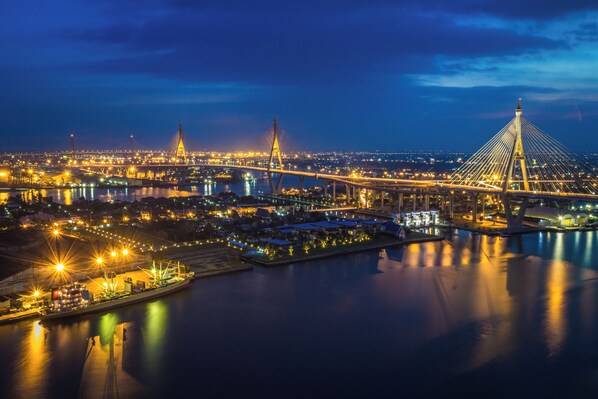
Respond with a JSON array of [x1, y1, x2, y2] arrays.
[[55, 263, 64, 272], [96, 257, 103, 265]]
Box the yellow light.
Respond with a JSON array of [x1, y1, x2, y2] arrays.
[[111, 251, 117, 257], [96, 257, 103, 264], [122, 249, 129, 256], [53, 229, 60, 236], [55, 263, 64, 272], [33, 290, 40, 297]]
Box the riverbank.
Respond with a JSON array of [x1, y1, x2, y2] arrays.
[[159, 244, 253, 278], [243, 232, 444, 266]]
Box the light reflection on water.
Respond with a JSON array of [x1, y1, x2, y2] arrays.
[[1, 176, 322, 205], [11, 321, 49, 398], [2, 231, 598, 397]]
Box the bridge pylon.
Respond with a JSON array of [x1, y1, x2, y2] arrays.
[[175, 122, 187, 164], [267, 117, 284, 194], [268, 117, 283, 171], [503, 98, 529, 192]]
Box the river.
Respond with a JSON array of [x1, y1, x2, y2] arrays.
[[2, 230, 598, 398], [0, 176, 323, 205]]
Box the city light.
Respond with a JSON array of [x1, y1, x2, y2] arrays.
[[111, 251, 117, 257], [96, 257, 103, 265], [53, 229, 60, 236], [55, 263, 65, 272]]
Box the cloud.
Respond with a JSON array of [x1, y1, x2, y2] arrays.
[[60, 3, 561, 85], [412, 42, 598, 94]]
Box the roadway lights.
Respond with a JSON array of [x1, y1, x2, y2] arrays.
[[96, 257, 103, 265], [55, 263, 65, 272], [111, 251, 117, 257], [33, 290, 40, 297], [122, 249, 129, 256], [53, 229, 60, 236]]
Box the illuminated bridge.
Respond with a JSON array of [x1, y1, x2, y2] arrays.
[[67, 101, 598, 229]]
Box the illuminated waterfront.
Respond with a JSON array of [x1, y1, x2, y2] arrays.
[[0, 176, 322, 205], [2, 230, 598, 398]]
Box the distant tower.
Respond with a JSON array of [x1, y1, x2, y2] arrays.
[[130, 134, 135, 152], [504, 98, 530, 192], [175, 122, 187, 163], [70, 132, 75, 154], [268, 117, 283, 170]]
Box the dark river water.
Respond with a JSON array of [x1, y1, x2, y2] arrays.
[[2, 230, 598, 398], [0, 175, 322, 205]]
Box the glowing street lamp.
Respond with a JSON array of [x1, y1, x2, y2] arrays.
[[122, 249, 129, 256], [55, 263, 65, 272], [33, 290, 40, 297], [53, 229, 60, 236], [111, 251, 117, 258], [96, 257, 103, 265]]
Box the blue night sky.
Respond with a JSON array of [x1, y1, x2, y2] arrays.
[[2, 1, 598, 152]]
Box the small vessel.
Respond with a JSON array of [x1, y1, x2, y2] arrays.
[[42, 263, 193, 322]]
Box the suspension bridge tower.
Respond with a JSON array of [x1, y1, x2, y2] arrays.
[[504, 98, 530, 192], [175, 122, 187, 164], [268, 117, 283, 171], [267, 117, 284, 194]]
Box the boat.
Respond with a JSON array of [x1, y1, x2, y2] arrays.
[[41, 270, 194, 323]]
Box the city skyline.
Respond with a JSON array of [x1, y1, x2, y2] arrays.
[[2, 1, 598, 152]]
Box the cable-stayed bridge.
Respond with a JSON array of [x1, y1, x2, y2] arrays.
[[54, 101, 598, 229]]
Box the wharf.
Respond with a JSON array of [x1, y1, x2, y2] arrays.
[[0, 308, 42, 326], [159, 244, 253, 278], [243, 233, 443, 266]]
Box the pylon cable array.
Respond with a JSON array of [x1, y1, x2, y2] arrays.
[[448, 116, 598, 195]]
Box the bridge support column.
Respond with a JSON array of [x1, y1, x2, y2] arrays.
[[332, 181, 336, 203], [413, 193, 417, 211], [424, 194, 430, 211], [449, 193, 454, 219], [380, 191, 384, 210], [502, 195, 529, 231], [481, 195, 485, 218], [397, 193, 403, 215], [472, 193, 479, 224], [298, 176, 304, 196], [268, 173, 284, 195]]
